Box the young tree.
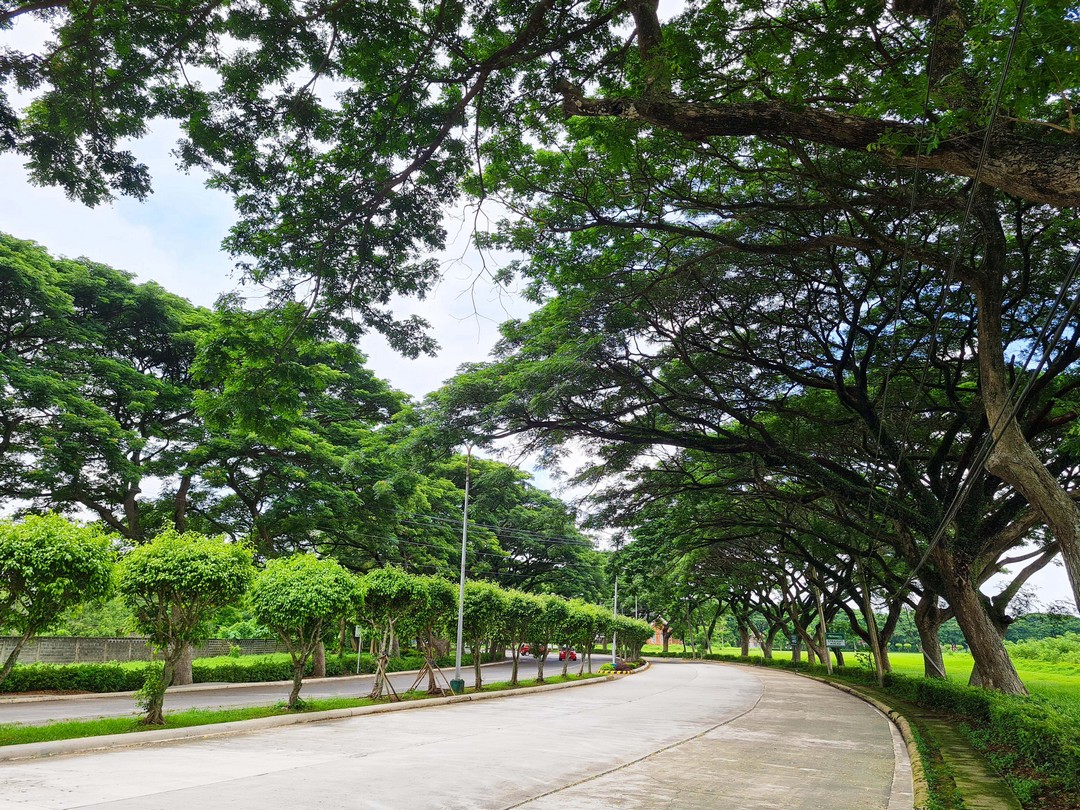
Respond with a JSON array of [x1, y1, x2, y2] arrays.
[[525, 595, 565, 684], [461, 580, 506, 689], [407, 574, 458, 694], [0, 514, 114, 686], [615, 616, 655, 662], [117, 529, 253, 724], [359, 566, 424, 699], [249, 554, 360, 709], [502, 589, 542, 686]]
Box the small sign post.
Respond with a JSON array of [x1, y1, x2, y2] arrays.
[[825, 634, 847, 650], [354, 625, 363, 674]]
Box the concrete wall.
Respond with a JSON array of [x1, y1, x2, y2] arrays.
[[0, 637, 286, 665]]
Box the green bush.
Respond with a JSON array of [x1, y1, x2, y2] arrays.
[[0, 662, 151, 693], [0, 649, 503, 694], [1006, 632, 1080, 665]]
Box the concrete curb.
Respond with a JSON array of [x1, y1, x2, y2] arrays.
[[0, 673, 615, 763], [0, 660, 511, 705]]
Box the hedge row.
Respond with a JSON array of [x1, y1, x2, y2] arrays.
[[0, 662, 149, 694], [649, 651, 1080, 802], [1, 651, 495, 694]]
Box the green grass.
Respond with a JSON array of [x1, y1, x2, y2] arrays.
[[0, 672, 603, 748]]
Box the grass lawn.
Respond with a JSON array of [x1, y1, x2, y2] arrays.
[[0, 672, 602, 748]]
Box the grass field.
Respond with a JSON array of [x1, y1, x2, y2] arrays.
[[644, 645, 1080, 722]]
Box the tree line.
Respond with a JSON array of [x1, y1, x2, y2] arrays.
[[0, 232, 607, 598], [0, 515, 653, 723]]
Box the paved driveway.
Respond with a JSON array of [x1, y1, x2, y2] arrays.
[[0, 660, 912, 810]]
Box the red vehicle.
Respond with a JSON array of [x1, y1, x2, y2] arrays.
[[519, 644, 548, 657], [558, 647, 577, 661]]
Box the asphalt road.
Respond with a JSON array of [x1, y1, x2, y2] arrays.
[[0, 656, 586, 726], [0, 660, 913, 809]]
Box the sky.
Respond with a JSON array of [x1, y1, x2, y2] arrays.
[[0, 24, 1073, 611]]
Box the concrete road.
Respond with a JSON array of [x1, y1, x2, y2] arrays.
[[0, 660, 912, 810], [0, 658, 573, 726]]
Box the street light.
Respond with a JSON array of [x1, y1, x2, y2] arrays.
[[612, 573, 618, 665], [451, 445, 472, 695]]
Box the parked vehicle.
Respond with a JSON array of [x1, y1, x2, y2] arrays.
[[558, 646, 577, 661]]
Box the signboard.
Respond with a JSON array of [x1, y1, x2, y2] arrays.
[[789, 634, 799, 646], [354, 625, 363, 638], [825, 634, 847, 650]]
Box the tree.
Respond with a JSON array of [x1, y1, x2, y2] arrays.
[[249, 554, 360, 709], [3, 1, 1073, 396], [460, 580, 506, 689], [0, 513, 114, 686], [614, 616, 654, 662], [406, 574, 458, 694], [502, 589, 543, 685], [116, 528, 253, 724], [525, 595, 566, 684], [359, 566, 424, 699]]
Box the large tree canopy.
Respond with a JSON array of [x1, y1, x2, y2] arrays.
[[2, 0, 1077, 344]]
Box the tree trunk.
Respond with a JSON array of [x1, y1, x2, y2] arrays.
[[473, 638, 483, 689], [511, 645, 520, 686], [144, 649, 182, 725], [172, 643, 194, 686], [288, 657, 306, 708], [859, 565, 886, 687], [0, 629, 32, 688], [662, 624, 672, 653], [762, 625, 780, 660], [970, 217, 1080, 614], [739, 627, 750, 657], [173, 473, 191, 533], [915, 593, 948, 679], [833, 648, 845, 667], [536, 650, 546, 683], [936, 554, 1027, 694], [338, 619, 349, 656], [312, 641, 326, 678], [791, 637, 802, 664]]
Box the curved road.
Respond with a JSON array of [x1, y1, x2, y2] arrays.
[[0, 660, 913, 810]]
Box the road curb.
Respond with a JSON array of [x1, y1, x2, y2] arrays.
[[0, 660, 511, 705], [0, 673, 615, 763]]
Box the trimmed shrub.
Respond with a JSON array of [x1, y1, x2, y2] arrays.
[[0, 662, 151, 693], [0, 650, 502, 693]]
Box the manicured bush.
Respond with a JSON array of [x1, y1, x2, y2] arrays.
[[0, 662, 151, 694], [0, 648, 505, 695]]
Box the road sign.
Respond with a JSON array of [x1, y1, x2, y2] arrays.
[[826, 634, 847, 649]]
